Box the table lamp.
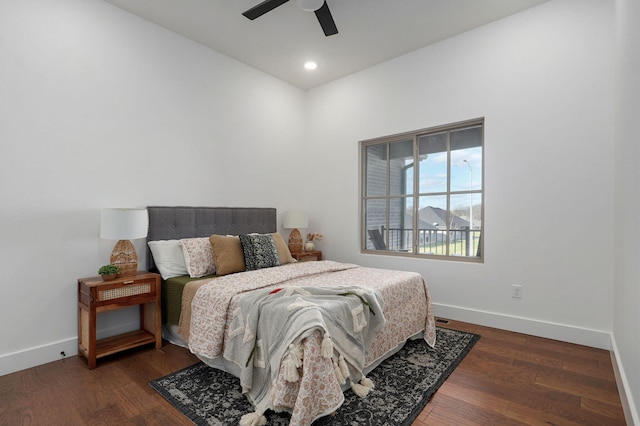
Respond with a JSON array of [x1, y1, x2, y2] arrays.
[[282, 210, 308, 254], [100, 208, 148, 277]]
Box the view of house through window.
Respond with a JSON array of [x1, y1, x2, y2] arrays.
[[361, 118, 483, 261]]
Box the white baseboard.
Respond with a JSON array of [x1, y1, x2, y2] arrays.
[[610, 335, 640, 426], [0, 321, 139, 376], [433, 303, 611, 349], [434, 303, 638, 425], [0, 337, 79, 376]]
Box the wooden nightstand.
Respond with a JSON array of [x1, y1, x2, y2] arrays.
[[77, 271, 161, 369], [291, 250, 323, 262]]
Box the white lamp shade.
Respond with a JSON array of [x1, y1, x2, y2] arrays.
[[296, 0, 324, 11], [100, 208, 149, 240], [282, 210, 308, 229]]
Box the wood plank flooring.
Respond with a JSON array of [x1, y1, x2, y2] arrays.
[[417, 321, 626, 425], [0, 320, 626, 425]]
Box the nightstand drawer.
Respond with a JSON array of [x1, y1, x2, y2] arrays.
[[79, 276, 158, 307], [291, 251, 323, 262], [96, 280, 153, 302], [298, 254, 320, 262]]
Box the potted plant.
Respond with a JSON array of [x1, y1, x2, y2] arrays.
[[98, 264, 119, 281]]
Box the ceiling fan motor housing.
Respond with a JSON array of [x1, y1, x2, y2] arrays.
[[296, 0, 324, 12], [243, 0, 338, 36]]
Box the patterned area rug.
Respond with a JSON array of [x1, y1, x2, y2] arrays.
[[149, 327, 479, 425]]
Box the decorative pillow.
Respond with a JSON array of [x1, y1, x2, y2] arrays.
[[147, 240, 188, 280], [270, 233, 296, 265], [239, 234, 281, 271], [209, 234, 246, 276], [180, 237, 216, 278]]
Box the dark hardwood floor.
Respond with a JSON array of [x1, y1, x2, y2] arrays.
[[0, 320, 626, 425], [418, 321, 626, 425]]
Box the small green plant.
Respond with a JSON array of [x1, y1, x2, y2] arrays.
[[98, 264, 119, 275]]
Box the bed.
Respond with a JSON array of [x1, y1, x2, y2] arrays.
[[146, 206, 435, 426]]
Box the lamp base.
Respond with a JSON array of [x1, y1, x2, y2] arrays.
[[110, 239, 138, 277], [288, 228, 303, 254]]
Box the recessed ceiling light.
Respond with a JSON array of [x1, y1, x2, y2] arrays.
[[304, 61, 318, 70]]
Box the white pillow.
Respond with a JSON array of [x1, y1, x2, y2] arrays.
[[147, 240, 188, 280], [180, 237, 216, 278]]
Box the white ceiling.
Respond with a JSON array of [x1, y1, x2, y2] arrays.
[[103, 0, 549, 90]]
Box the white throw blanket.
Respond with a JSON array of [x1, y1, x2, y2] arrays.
[[224, 285, 386, 425]]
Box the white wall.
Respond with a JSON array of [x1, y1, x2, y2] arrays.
[[306, 0, 615, 348], [0, 0, 307, 374], [1, 2, 635, 420], [614, 0, 640, 422]]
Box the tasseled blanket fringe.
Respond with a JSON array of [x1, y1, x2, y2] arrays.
[[350, 376, 375, 398], [240, 412, 267, 426], [247, 331, 375, 423], [321, 333, 333, 358], [283, 342, 304, 382]]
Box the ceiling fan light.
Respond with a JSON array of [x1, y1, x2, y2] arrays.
[[296, 0, 324, 12]]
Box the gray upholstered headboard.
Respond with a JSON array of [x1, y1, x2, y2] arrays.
[[146, 206, 277, 272]]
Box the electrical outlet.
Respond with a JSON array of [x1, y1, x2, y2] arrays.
[[512, 284, 523, 299]]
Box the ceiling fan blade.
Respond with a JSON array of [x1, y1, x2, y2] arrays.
[[243, 0, 290, 20], [314, 1, 338, 36]]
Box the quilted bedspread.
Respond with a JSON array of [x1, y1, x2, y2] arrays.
[[182, 261, 435, 425]]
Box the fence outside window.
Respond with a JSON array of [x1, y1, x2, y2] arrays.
[[361, 118, 484, 262]]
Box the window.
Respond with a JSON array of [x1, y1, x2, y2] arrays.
[[361, 118, 483, 262]]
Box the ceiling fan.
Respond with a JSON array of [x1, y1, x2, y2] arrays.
[[242, 0, 338, 37]]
